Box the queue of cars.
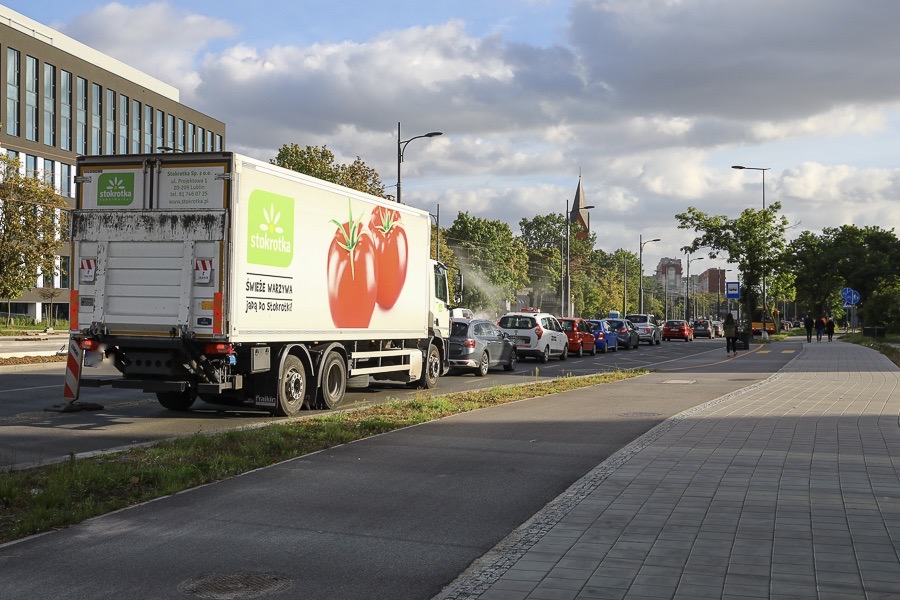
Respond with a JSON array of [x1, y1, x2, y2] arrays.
[[448, 309, 740, 376], [450, 310, 673, 375]]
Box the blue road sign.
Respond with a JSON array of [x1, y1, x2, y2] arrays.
[[725, 282, 740, 299]]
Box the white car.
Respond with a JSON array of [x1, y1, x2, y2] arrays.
[[497, 311, 568, 362]]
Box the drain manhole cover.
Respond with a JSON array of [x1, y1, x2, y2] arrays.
[[179, 572, 291, 599], [619, 411, 663, 418]]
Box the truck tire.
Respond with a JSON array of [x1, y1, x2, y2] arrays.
[[318, 351, 347, 409], [476, 351, 490, 377], [156, 390, 195, 411], [276, 354, 307, 417], [421, 343, 440, 389]]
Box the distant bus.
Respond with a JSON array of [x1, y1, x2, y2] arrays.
[[608, 310, 621, 319], [751, 307, 778, 335]]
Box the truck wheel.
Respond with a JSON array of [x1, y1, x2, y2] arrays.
[[421, 344, 440, 389], [318, 351, 347, 409], [476, 351, 490, 377], [276, 354, 307, 416], [156, 390, 195, 411]]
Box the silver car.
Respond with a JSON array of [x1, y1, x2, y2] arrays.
[[625, 314, 661, 345], [448, 318, 517, 376]]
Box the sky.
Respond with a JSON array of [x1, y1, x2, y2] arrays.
[[7, 0, 900, 279]]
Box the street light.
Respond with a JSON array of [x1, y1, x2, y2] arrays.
[[685, 255, 704, 321], [564, 200, 594, 317], [639, 235, 660, 314], [732, 165, 770, 335], [397, 121, 442, 204]]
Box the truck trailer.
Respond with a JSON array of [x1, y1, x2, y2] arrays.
[[65, 152, 451, 416]]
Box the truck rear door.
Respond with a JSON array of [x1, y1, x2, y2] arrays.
[[71, 154, 231, 339]]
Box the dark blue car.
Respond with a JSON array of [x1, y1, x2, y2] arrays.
[[586, 319, 618, 354]]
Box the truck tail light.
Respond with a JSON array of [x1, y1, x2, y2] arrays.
[[205, 343, 233, 355], [463, 338, 476, 349], [79, 338, 100, 352], [534, 325, 543, 339]]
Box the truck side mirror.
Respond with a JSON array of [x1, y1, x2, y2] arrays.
[[455, 272, 464, 292]]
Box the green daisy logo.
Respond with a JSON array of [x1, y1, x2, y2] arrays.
[[247, 190, 294, 267], [97, 173, 134, 206]]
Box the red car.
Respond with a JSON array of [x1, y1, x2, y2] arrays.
[[663, 319, 694, 342], [559, 318, 597, 357]]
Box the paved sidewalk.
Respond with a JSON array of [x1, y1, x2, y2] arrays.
[[437, 341, 900, 599]]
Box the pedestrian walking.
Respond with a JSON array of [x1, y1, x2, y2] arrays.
[[826, 316, 835, 342], [815, 316, 825, 342], [723, 313, 738, 356], [803, 314, 814, 343]]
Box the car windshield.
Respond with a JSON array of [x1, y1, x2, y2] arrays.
[[607, 320, 624, 329], [626, 315, 648, 323], [665, 320, 685, 327], [560, 320, 574, 331], [695, 322, 709, 329], [499, 316, 536, 329]]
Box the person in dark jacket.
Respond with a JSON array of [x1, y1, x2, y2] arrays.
[[803, 314, 814, 343], [815, 316, 825, 342], [724, 313, 738, 356], [826, 316, 835, 342]]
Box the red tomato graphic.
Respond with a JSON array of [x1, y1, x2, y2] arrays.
[[328, 214, 377, 328], [369, 206, 408, 309]]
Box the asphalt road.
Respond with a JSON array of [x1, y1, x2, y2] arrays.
[[2, 336, 777, 470], [0, 337, 802, 599]]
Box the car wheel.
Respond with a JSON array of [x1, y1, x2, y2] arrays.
[[589, 343, 596, 356], [600, 342, 608, 354], [559, 344, 568, 360], [504, 350, 517, 371], [633, 338, 640, 350], [476, 351, 490, 377], [576, 345, 583, 358], [539, 345, 550, 363]]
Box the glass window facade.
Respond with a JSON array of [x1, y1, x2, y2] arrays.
[[43, 159, 55, 188], [155, 109, 164, 151], [131, 98, 141, 153], [76, 77, 87, 154], [60, 163, 73, 198], [187, 122, 195, 152], [25, 55, 38, 141], [91, 83, 101, 154], [59, 256, 71, 290], [118, 94, 129, 154], [6, 48, 20, 136], [143, 105, 153, 152], [43, 63, 56, 146], [60, 70, 72, 151], [166, 113, 175, 149], [105, 88, 115, 154], [177, 118, 185, 152]]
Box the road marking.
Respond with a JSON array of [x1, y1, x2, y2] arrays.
[[781, 350, 796, 354], [758, 350, 771, 354]]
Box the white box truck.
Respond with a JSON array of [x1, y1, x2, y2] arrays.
[[64, 152, 451, 416]]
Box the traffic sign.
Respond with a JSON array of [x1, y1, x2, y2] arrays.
[[725, 282, 740, 299], [841, 287, 860, 305]]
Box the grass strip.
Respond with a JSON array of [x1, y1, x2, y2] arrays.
[[840, 332, 900, 368], [0, 369, 641, 544]]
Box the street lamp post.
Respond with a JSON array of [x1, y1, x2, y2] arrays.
[[397, 121, 442, 204], [564, 200, 593, 318], [732, 165, 770, 335], [639, 235, 660, 314], [685, 255, 704, 322]]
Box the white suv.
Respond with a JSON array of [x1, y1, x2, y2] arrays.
[[498, 311, 568, 362]]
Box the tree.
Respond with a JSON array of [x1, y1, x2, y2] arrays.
[[0, 155, 69, 326], [272, 144, 386, 197], [445, 212, 529, 314], [676, 202, 789, 331]]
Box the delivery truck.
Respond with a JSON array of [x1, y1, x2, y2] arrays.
[[64, 152, 451, 416]]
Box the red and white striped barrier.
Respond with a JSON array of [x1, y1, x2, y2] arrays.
[[63, 337, 84, 402]]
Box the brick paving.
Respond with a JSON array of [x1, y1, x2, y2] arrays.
[[436, 341, 900, 600]]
